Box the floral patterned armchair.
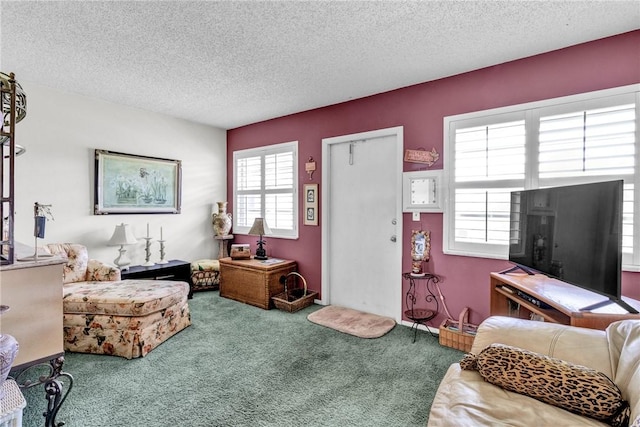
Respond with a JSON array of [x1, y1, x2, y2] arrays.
[[46, 243, 121, 283]]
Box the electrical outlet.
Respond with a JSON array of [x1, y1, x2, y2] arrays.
[[412, 212, 420, 221]]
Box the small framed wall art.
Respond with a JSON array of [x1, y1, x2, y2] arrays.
[[303, 183, 318, 226], [94, 149, 182, 214]]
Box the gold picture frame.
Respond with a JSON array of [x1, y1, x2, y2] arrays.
[[304, 183, 318, 226], [410, 229, 430, 275]]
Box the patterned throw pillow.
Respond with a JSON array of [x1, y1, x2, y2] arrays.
[[460, 344, 630, 427]]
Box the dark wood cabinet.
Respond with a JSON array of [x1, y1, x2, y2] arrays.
[[121, 260, 193, 298]]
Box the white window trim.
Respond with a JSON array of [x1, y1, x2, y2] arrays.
[[233, 141, 299, 239], [443, 84, 640, 271]]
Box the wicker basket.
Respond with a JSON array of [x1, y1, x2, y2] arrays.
[[272, 272, 317, 313], [439, 307, 477, 352]]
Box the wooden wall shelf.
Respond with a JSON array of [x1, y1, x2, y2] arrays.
[[490, 272, 640, 330]]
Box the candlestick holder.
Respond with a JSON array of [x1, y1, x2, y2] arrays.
[[157, 239, 168, 264], [142, 237, 154, 266]]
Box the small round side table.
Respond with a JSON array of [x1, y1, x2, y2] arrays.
[[402, 272, 441, 343]]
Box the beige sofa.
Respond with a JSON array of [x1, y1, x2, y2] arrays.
[[428, 316, 640, 427]]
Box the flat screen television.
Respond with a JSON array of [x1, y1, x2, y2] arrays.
[[507, 180, 637, 314]]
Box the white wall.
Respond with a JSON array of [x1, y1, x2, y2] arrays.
[[13, 81, 227, 266]]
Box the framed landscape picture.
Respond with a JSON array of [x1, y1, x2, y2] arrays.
[[94, 149, 182, 214]]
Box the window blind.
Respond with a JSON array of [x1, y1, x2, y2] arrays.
[[539, 103, 636, 258], [444, 85, 639, 268], [454, 120, 526, 182], [539, 104, 635, 179], [233, 142, 298, 238], [452, 120, 525, 249]]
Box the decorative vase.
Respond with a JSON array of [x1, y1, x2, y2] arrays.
[[212, 201, 232, 236], [0, 333, 18, 398]]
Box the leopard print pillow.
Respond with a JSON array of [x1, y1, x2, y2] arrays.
[[460, 344, 630, 427]]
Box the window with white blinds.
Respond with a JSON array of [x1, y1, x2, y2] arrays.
[[538, 104, 636, 180], [444, 85, 640, 270], [233, 141, 298, 238], [454, 120, 526, 183]]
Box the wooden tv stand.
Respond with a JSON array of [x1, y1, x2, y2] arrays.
[[490, 272, 640, 330]]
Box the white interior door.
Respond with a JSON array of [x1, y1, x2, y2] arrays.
[[321, 127, 403, 320]]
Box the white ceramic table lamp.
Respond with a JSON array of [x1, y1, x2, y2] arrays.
[[108, 223, 137, 270]]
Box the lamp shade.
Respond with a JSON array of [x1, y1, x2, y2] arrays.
[[108, 223, 138, 246], [248, 218, 271, 236]]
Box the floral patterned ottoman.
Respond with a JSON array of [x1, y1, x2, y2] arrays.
[[62, 279, 191, 359]]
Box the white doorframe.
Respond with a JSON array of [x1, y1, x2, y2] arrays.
[[320, 126, 404, 321]]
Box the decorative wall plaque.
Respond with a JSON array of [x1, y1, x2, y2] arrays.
[[404, 148, 439, 166]]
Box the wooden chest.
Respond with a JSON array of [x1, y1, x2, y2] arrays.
[[219, 257, 297, 309]]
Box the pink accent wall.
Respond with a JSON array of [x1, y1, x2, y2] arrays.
[[227, 31, 640, 325]]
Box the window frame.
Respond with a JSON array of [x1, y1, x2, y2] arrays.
[[232, 141, 299, 239], [444, 84, 640, 271]]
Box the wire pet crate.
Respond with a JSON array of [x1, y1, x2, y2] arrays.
[[272, 272, 317, 313]]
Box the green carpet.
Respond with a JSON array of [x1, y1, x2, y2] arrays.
[[20, 292, 463, 426]]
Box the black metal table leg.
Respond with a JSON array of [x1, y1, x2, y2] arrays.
[[11, 355, 73, 427], [403, 272, 441, 342]]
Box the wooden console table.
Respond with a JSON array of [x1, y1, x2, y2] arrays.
[[219, 257, 296, 309], [490, 272, 640, 330]]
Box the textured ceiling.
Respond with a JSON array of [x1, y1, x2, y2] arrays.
[[1, 1, 639, 130]]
